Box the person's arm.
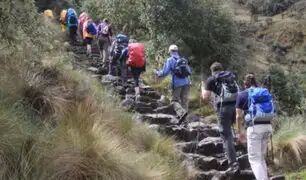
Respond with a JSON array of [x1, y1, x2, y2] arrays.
[[201, 77, 214, 101], [235, 93, 246, 143], [236, 108, 244, 135], [156, 59, 172, 78]]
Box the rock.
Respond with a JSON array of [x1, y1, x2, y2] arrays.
[[193, 170, 219, 180], [217, 158, 228, 171], [175, 142, 198, 153], [196, 156, 219, 171], [119, 98, 135, 112], [115, 86, 126, 96], [101, 75, 119, 85], [154, 104, 177, 115], [237, 154, 250, 170], [148, 124, 160, 132], [156, 95, 169, 107], [140, 91, 161, 100], [136, 113, 177, 125], [97, 66, 108, 75], [125, 94, 135, 100], [196, 137, 223, 156], [270, 175, 285, 180], [141, 85, 155, 91], [126, 88, 135, 94], [187, 121, 207, 129], [135, 95, 157, 104], [134, 102, 154, 114], [88, 66, 99, 73]]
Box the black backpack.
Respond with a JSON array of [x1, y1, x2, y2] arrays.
[[214, 71, 239, 103], [173, 57, 191, 78], [113, 41, 128, 61]]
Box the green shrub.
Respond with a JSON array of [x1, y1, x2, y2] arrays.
[[268, 65, 302, 114]]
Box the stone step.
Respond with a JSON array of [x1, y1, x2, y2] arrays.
[[158, 124, 220, 142], [133, 113, 178, 125], [191, 169, 255, 180]]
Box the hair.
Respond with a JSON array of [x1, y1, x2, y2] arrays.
[[103, 18, 109, 23], [210, 62, 223, 73], [244, 73, 258, 88]]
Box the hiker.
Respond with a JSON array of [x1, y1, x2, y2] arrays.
[[43, 9, 54, 19], [83, 18, 97, 57], [154, 45, 191, 124], [201, 62, 240, 173], [109, 34, 129, 78], [59, 9, 67, 32], [97, 18, 113, 63], [125, 39, 146, 97], [66, 8, 78, 44], [236, 74, 274, 180], [78, 12, 89, 41]]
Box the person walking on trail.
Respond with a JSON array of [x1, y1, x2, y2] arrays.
[[59, 9, 67, 32], [201, 62, 240, 173], [78, 12, 89, 41], [154, 45, 192, 124], [109, 34, 129, 79], [236, 74, 275, 180], [124, 39, 146, 97], [83, 18, 97, 57], [97, 18, 113, 63], [66, 8, 78, 45], [43, 9, 54, 19]]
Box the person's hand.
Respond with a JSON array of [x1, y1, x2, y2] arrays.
[[237, 132, 246, 144]]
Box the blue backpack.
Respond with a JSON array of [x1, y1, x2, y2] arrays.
[[86, 22, 97, 35], [67, 8, 78, 28], [248, 87, 275, 124]]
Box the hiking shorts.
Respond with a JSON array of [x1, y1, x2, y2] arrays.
[[84, 37, 93, 45], [98, 36, 110, 50]]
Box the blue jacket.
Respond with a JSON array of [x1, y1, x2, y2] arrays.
[[156, 54, 191, 89]]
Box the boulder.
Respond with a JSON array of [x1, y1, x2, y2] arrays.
[[134, 102, 154, 114], [140, 90, 161, 100]]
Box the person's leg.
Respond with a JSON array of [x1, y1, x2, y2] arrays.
[[131, 67, 140, 95], [103, 38, 110, 64], [98, 37, 104, 59], [218, 105, 237, 165], [247, 125, 269, 180], [172, 87, 187, 124], [180, 85, 190, 111], [119, 58, 128, 82], [108, 56, 117, 76], [86, 38, 92, 56], [72, 27, 77, 44]]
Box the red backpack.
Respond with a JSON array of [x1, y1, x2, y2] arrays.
[[127, 43, 145, 67]]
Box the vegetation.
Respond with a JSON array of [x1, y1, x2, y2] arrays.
[[0, 0, 189, 179]]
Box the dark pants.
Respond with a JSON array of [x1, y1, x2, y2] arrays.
[[217, 104, 237, 164], [68, 26, 78, 44], [130, 66, 145, 87]]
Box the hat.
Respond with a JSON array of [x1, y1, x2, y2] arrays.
[[168, 44, 178, 53]]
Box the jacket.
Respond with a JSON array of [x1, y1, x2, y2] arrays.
[[156, 54, 191, 89]]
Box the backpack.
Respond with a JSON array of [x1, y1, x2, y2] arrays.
[[173, 57, 191, 78], [247, 87, 274, 123], [214, 71, 239, 104], [99, 23, 110, 35], [86, 21, 97, 35], [68, 15, 78, 27], [127, 43, 145, 67]]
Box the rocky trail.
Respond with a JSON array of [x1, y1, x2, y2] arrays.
[[67, 40, 284, 180]]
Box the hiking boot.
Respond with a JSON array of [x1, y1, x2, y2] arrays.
[[225, 162, 240, 175]]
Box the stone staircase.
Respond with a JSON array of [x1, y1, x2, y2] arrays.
[[68, 41, 285, 180]]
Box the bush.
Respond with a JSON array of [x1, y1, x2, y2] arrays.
[[268, 65, 302, 114]]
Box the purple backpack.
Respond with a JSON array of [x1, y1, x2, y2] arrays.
[[98, 23, 110, 36]]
